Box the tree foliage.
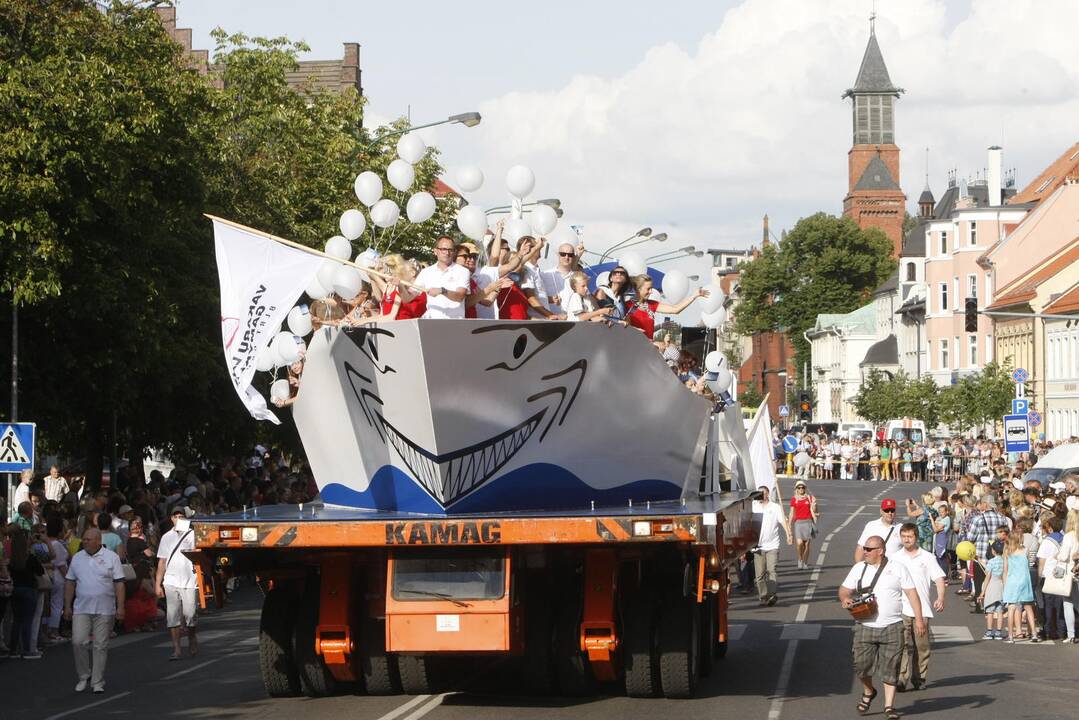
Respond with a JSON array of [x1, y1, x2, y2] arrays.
[[732, 213, 896, 384], [0, 1, 451, 481]]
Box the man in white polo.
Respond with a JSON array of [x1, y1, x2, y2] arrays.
[[157, 506, 199, 659], [64, 528, 125, 694], [894, 522, 945, 691], [416, 236, 470, 319], [855, 498, 903, 561]]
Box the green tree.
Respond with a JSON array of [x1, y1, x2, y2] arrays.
[[853, 369, 904, 426], [900, 376, 944, 432], [738, 385, 765, 411], [732, 214, 896, 383]]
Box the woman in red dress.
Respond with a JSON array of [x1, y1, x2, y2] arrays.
[[625, 275, 710, 340], [787, 480, 819, 570], [373, 255, 426, 320]]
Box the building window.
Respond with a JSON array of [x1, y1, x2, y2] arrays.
[[939, 231, 948, 255], [969, 222, 977, 246], [968, 275, 978, 299], [906, 263, 916, 282], [968, 335, 978, 367], [940, 339, 949, 370], [939, 283, 949, 312]]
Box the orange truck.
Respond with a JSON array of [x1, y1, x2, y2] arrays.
[[191, 493, 759, 699]]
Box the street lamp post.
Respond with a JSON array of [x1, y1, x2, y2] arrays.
[[598, 227, 653, 265], [485, 199, 562, 215], [368, 111, 482, 146]]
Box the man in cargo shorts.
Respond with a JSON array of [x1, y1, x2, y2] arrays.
[[839, 535, 927, 718], [156, 506, 199, 659]]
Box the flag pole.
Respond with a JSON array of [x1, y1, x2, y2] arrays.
[[205, 214, 423, 291]]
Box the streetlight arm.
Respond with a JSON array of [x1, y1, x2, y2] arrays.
[[368, 111, 481, 146]]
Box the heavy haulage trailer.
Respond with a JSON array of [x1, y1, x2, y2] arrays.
[[194, 316, 765, 698], [192, 495, 758, 699]]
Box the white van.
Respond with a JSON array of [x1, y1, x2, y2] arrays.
[[884, 418, 927, 444], [838, 421, 874, 441], [1024, 444, 1079, 489]]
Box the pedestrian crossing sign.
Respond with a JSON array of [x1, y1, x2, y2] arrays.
[[0, 422, 35, 472]]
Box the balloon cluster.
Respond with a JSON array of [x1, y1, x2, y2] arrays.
[[453, 164, 563, 245]]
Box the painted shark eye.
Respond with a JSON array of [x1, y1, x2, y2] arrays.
[[512, 334, 527, 359], [475, 323, 574, 372]]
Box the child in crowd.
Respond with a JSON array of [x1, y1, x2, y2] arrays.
[[979, 540, 1006, 640], [562, 271, 612, 322], [1001, 530, 1038, 642]]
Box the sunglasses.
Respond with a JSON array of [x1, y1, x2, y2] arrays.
[[882, 508, 896, 513], [611, 270, 627, 276], [862, 545, 883, 552], [558, 251, 576, 258]]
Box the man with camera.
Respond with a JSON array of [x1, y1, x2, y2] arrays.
[[840, 535, 927, 720]]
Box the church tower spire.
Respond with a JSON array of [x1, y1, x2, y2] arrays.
[[841, 15, 907, 256]]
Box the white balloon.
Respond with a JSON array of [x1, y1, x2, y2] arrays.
[[325, 235, 352, 260], [317, 260, 340, 291], [620, 251, 646, 277], [339, 209, 366, 240], [387, 159, 415, 192], [270, 379, 291, 402], [504, 217, 533, 244], [332, 265, 363, 299], [794, 451, 811, 469], [370, 198, 400, 228], [305, 273, 330, 301], [405, 191, 436, 224], [662, 270, 689, 303], [704, 350, 725, 373], [287, 305, 312, 337], [397, 133, 426, 164], [456, 205, 488, 242], [255, 345, 276, 372], [701, 307, 727, 329], [713, 367, 733, 392], [456, 165, 484, 192], [354, 171, 383, 207], [505, 165, 535, 199], [548, 225, 579, 249], [529, 204, 558, 235], [698, 287, 725, 314], [272, 332, 304, 365]]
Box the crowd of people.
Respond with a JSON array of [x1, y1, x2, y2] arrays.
[[273, 223, 711, 407], [0, 449, 312, 692]]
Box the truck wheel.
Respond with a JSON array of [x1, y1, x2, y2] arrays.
[[622, 594, 660, 698], [523, 595, 556, 695], [293, 589, 338, 697], [259, 588, 301, 697], [359, 619, 400, 695], [698, 595, 715, 678], [658, 597, 699, 699], [398, 655, 434, 695], [553, 596, 592, 696]]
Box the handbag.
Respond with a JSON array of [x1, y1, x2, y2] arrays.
[[121, 563, 137, 582], [1042, 560, 1074, 597], [36, 571, 53, 591], [848, 558, 887, 621]]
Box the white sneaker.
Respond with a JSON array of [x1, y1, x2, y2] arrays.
[[92, 684, 105, 694], [75, 679, 89, 692]]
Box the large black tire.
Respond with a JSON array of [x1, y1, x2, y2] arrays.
[[622, 594, 660, 698], [358, 618, 400, 695], [523, 590, 556, 695], [259, 588, 301, 697], [698, 595, 716, 678], [552, 595, 593, 696], [398, 655, 434, 695], [658, 597, 700, 699], [293, 587, 338, 697]]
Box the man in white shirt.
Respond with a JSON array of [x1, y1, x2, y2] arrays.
[[64, 528, 126, 694], [856, 499, 903, 561], [894, 523, 945, 691], [157, 506, 199, 659], [12, 468, 32, 515], [541, 240, 583, 314], [840, 536, 926, 718], [44, 465, 70, 503], [416, 237, 470, 319], [752, 486, 793, 606]]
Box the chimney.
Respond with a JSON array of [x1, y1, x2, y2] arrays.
[[762, 214, 770, 247], [987, 146, 1002, 206]]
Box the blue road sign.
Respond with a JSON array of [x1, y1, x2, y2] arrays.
[[1028, 410, 1042, 427], [0, 422, 35, 473], [1003, 414, 1030, 453], [778, 404, 790, 417], [1012, 398, 1029, 415], [782, 435, 799, 453], [1012, 368, 1029, 383]]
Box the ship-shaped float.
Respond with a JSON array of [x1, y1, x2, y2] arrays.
[[293, 319, 759, 515]]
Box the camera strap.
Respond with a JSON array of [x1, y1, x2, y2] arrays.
[[856, 557, 887, 596]]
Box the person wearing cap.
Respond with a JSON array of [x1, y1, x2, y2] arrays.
[[788, 480, 818, 570], [156, 506, 199, 660], [112, 504, 134, 542], [856, 500, 904, 562]]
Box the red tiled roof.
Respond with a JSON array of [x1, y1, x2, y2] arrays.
[[432, 178, 458, 198], [1045, 282, 1079, 315], [1009, 141, 1079, 205], [987, 235, 1079, 310]]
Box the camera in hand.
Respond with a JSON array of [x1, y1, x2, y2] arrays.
[[847, 593, 878, 621]]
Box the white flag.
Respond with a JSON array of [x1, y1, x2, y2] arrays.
[[747, 402, 777, 493], [212, 218, 325, 424]]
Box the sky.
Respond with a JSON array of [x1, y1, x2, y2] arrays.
[[173, 0, 1078, 319]]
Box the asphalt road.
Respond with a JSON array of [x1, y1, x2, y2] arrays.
[[6, 479, 1078, 720]]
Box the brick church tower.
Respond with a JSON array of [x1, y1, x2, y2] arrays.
[[842, 19, 905, 257]]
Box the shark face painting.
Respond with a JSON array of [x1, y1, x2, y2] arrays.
[[292, 320, 712, 515]]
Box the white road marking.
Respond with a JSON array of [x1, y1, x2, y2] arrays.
[[374, 694, 434, 720], [780, 623, 821, 641], [161, 650, 246, 680], [931, 625, 974, 643], [767, 501, 869, 720], [401, 693, 451, 720], [42, 691, 133, 720], [152, 629, 233, 648]]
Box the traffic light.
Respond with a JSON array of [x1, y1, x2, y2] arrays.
[[798, 391, 812, 421], [964, 297, 978, 332]]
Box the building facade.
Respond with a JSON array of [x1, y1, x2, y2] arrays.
[[807, 304, 876, 423], [1044, 285, 1079, 441]]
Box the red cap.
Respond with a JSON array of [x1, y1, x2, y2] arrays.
[[881, 498, 896, 510]]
